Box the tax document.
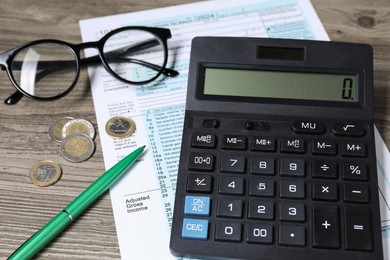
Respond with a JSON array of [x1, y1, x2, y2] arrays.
[[80, 0, 332, 258]]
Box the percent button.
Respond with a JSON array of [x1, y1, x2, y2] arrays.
[[342, 162, 368, 181]]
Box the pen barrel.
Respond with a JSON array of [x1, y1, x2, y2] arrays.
[[65, 146, 144, 219], [8, 211, 72, 260]]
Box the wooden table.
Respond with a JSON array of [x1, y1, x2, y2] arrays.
[[0, 0, 389, 258]]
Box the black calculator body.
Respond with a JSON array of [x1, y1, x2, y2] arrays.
[[169, 37, 383, 260]]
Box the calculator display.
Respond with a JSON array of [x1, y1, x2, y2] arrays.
[[203, 68, 358, 102]]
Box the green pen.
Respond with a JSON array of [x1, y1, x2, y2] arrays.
[[8, 145, 146, 259]]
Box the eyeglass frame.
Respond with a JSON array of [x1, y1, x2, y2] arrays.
[[0, 26, 179, 105]]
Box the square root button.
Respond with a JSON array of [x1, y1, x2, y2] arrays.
[[182, 218, 209, 240]]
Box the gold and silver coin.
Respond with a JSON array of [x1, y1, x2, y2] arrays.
[[49, 117, 74, 142], [29, 160, 62, 187], [62, 118, 96, 140], [105, 116, 136, 139], [60, 133, 95, 163]]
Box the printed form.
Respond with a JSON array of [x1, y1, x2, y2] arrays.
[[79, 0, 389, 258]]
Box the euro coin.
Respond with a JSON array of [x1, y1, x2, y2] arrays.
[[62, 118, 96, 140], [60, 133, 95, 163], [105, 116, 136, 139], [29, 160, 62, 187], [49, 116, 74, 142]]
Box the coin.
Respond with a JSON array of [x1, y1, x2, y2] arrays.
[[62, 118, 95, 140], [105, 116, 136, 139], [29, 160, 62, 187], [49, 116, 74, 142], [60, 133, 95, 163]]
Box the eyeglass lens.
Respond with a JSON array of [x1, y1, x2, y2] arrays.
[[102, 29, 166, 83], [11, 43, 78, 98]]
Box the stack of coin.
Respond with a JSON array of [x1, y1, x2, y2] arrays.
[[49, 117, 96, 163]]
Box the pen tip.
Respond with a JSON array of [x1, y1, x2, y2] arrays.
[[142, 145, 146, 149]]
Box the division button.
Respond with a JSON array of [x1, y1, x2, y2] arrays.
[[312, 160, 337, 179]]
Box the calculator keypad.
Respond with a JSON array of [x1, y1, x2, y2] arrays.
[[173, 118, 381, 259]]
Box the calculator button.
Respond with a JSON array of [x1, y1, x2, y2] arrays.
[[219, 176, 244, 195], [312, 161, 337, 179], [292, 121, 325, 134], [184, 196, 211, 216], [278, 225, 305, 247], [333, 123, 365, 136], [220, 154, 246, 173], [191, 133, 216, 148], [189, 153, 215, 171], [279, 180, 305, 199], [313, 205, 340, 249], [186, 174, 212, 193], [343, 183, 370, 203], [215, 221, 242, 242], [249, 178, 274, 197], [182, 218, 209, 240], [280, 138, 305, 153], [222, 135, 247, 150], [312, 140, 337, 155], [341, 142, 366, 157], [342, 162, 368, 181], [312, 181, 338, 201], [217, 199, 243, 218], [280, 158, 305, 177], [344, 207, 372, 251], [251, 137, 276, 152], [248, 200, 274, 220], [279, 202, 305, 222], [246, 223, 273, 244], [250, 156, 275, 175]]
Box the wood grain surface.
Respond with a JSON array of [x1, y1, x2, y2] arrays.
[[0, 0, 389, 259]]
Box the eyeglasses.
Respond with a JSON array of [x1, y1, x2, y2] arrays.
[[0, 26, 179, 105]]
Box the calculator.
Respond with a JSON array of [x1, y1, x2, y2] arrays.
[[169, 37, 383, 260]]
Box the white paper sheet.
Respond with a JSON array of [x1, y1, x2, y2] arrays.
[[79, 0, 388, 259]]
